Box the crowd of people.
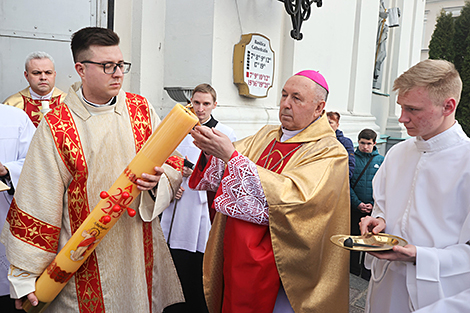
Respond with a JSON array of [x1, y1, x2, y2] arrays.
[[0, 26, 469, 313]]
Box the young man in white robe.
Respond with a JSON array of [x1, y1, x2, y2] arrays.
[[360, 59, 470, 312], [414, 287, 470, 313], [0, 104, 35, 312], [161, 83, 236, 313]]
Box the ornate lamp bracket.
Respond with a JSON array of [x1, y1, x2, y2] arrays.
[[279, 0, 323, 40]]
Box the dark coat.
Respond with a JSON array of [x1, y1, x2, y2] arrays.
[[335, 129, 355, 178], [350, 146, 384, 210]]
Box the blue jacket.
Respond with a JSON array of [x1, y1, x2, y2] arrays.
[[350, 146, 384, 209], [335, 129, 355, 178]]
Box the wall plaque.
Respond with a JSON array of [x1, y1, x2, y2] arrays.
[[233, 33, 274, 98]]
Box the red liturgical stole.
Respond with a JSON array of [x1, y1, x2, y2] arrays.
[[222, 139, 301, 313]]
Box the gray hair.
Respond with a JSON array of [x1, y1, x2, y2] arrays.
[[25, 51, 55, 71], [314, 83, 328, 103]]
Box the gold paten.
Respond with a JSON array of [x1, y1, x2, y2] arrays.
[[330, 233, 408, 251]]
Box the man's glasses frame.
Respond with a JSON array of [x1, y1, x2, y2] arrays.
[[80, 61, 131, 74]]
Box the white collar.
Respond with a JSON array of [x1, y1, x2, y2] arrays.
[[414, 122, 467, 153], [80, 87, 115, 107], [280, 127, 304, 142], [78, 88, 116, 116], [280, 116, 319, 142], [29, 87, 54, 100]]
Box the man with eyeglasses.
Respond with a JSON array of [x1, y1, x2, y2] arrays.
[[1, 27, 184, 313], [3, 51, 67, 127]]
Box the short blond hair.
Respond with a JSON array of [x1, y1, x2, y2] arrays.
[[393, 59, 462, 105]]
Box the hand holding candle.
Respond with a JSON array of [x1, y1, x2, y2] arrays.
[[190, 126, 235, 163], [22, 103, 198, 312]]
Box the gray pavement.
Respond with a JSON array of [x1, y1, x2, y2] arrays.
[[349, 274, 369, 313]]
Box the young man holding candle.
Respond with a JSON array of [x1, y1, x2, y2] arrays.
[[161, 83, 236, 313], [3, 51, 67, 127], [189, 70, 350, 312], [1, 27, 184, 312]]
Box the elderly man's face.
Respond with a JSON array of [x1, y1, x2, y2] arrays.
[[279, 75, 325, 131], [24, 58, 56, 96]]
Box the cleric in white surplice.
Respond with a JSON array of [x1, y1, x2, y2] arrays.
[[0, 104, 35, 312], [360, 59, 470, 313]]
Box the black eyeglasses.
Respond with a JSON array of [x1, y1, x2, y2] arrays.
[[80, 61, 132, 74]]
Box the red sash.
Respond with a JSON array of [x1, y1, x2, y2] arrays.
[[125, 93, 154, 312], [23, 95, 62, 127], [45, 93, 153, 313], [6, 198, 61, 253], [222, 139, 302, 312]]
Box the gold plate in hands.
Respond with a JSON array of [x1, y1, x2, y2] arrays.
[[330, 233, 408, 251]]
